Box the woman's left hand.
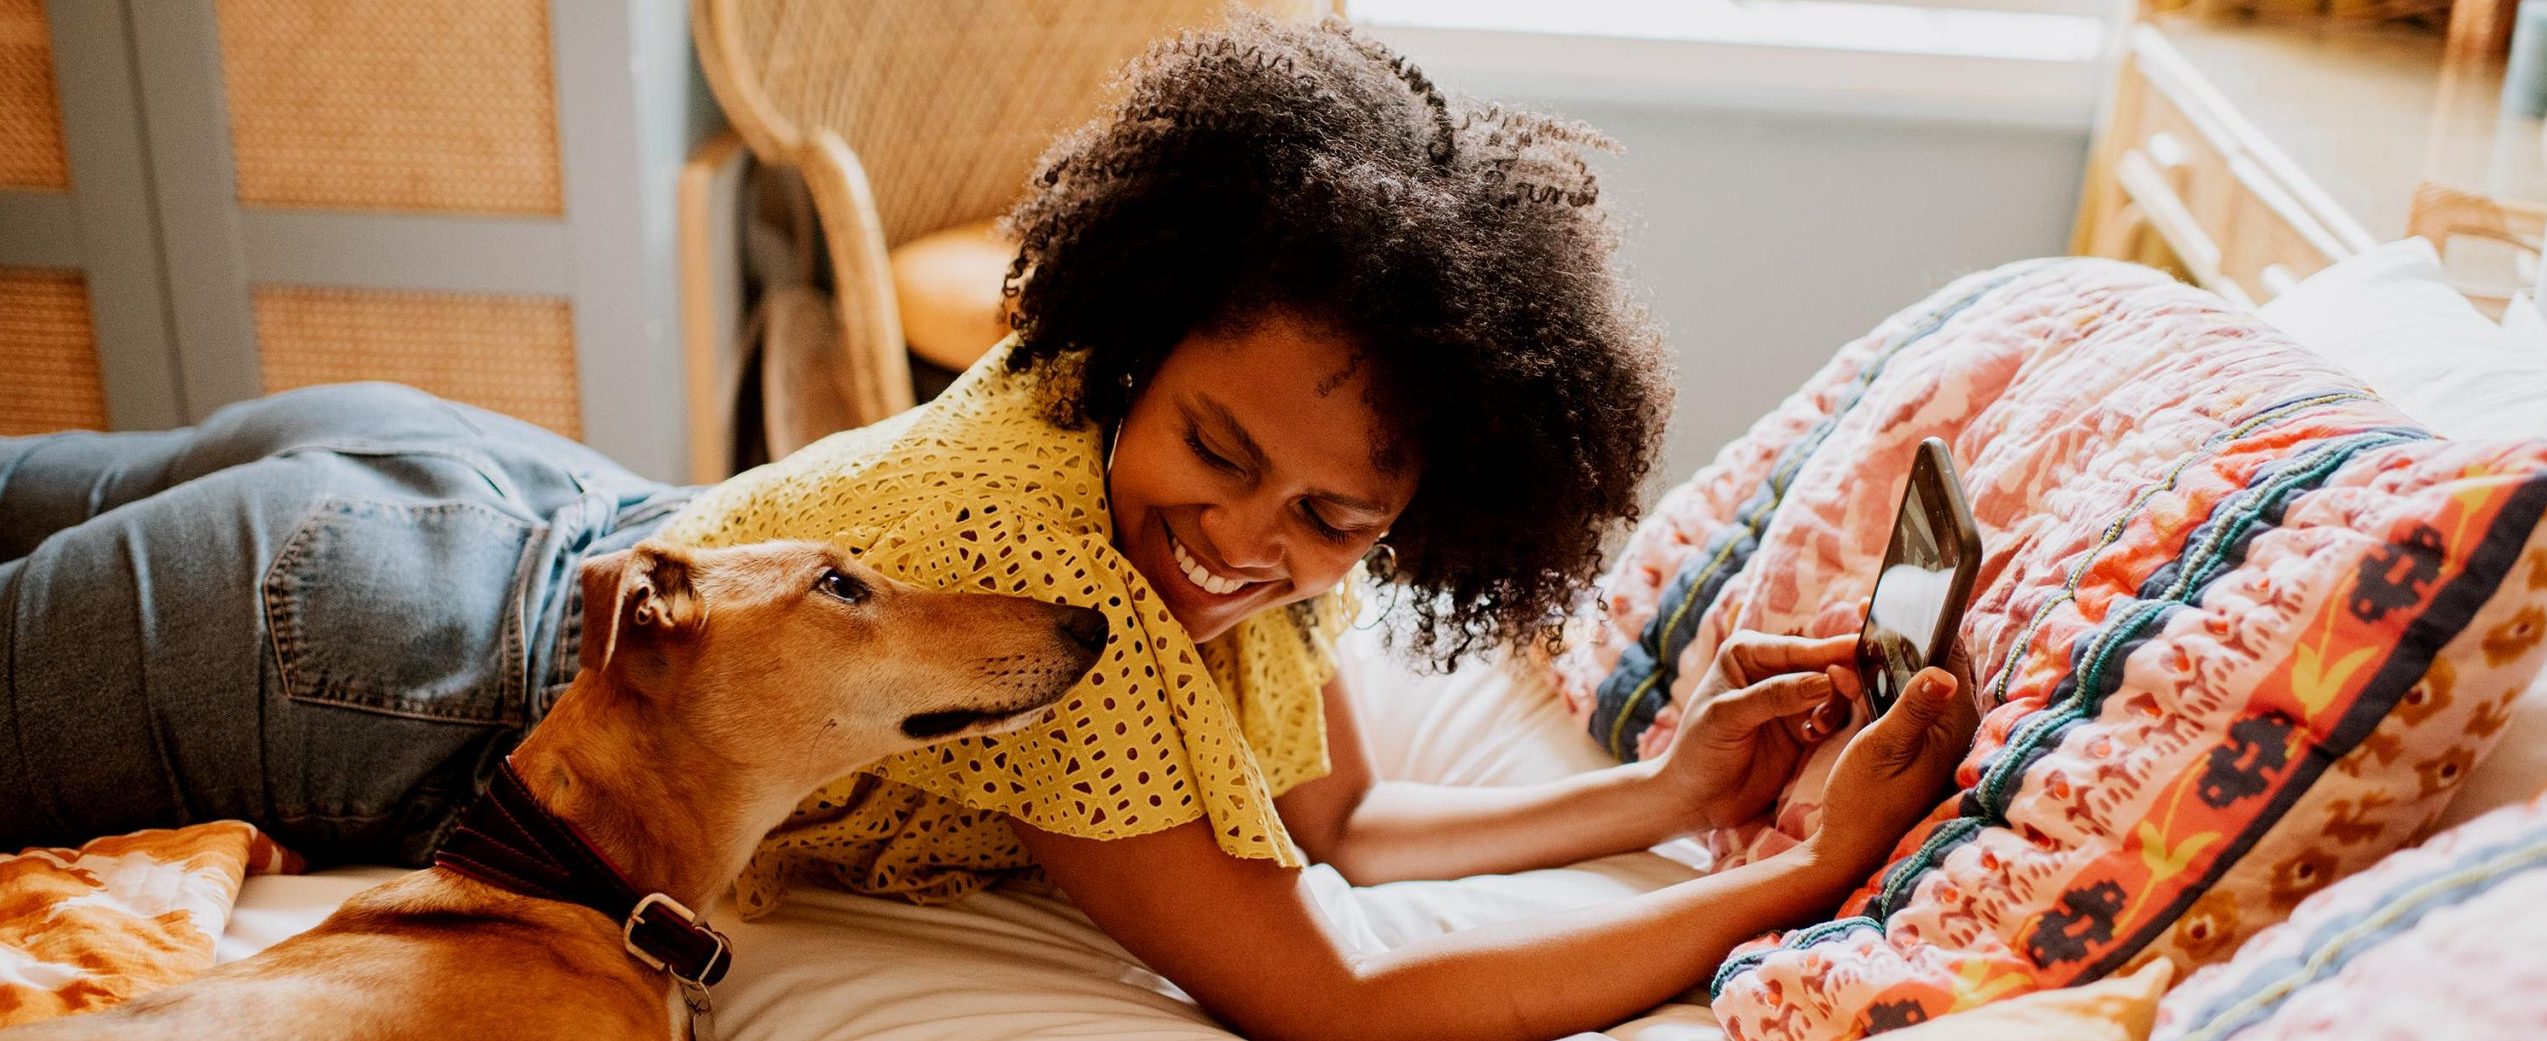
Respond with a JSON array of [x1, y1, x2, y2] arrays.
[[1650, 632, 1858, 832]]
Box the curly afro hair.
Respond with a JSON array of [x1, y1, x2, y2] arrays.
[[1000, 12, 1671, 667]]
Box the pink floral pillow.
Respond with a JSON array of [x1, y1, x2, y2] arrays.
[[1550, 258, 2547, 1039]]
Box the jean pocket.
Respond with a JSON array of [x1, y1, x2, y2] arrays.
[[263, 498, 540, 725]]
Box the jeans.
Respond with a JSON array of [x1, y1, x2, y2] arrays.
[[0, 384, 692, 866]]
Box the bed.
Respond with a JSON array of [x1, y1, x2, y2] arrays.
[[211, 241, 2547, 1041], [216, 622, 1729, 1040]]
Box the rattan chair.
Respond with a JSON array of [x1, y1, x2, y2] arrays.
[[691, 0, 1341, 429]]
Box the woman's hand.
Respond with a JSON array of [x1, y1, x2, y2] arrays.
[[1651, 632, 1858, 832], [1803, 665, 1980, 879]]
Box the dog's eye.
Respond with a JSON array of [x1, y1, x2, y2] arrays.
[[817, 568, 870, 604]]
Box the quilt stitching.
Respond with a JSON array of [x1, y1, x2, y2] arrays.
[[1713, 429, 2446, 996]]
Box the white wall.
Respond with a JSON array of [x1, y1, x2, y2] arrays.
[[1565, 102, 2090, 487], [1366, 21, 2102, 494]]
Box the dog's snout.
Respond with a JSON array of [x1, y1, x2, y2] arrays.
[[1057, 605, 1109, 653]]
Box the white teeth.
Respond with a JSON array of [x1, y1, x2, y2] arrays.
[[1169, 531, 1247, 596]]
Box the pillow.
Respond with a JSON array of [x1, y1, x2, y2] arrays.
[[1886, 960, 2172, 1041], [2275, 270, 2547, 834], [2431, 401, 2547, 837], [2153, 792, 2547, 1041], [1545, 258, 2547, 1041], [1712, 424, 2547, 1039], [2433, 675, 2547, 835], [2254, 238, 2547, 443], [1545, 258, 2055, 765]]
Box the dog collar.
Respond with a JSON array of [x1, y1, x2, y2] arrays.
[[433, 758, 734, 987]]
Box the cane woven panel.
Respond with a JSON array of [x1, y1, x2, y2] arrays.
[[254, 286, 583, 437], [0, 0, 69, 189], [0, 269, 107, 435], [214, 0, 562, 215], [715, 0, 1325, 247]]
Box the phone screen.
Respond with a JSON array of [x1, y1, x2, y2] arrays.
[[1856, 459, 1967, 716]]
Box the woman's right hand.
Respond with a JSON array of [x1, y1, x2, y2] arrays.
[[1804, 666, 1979, 878], [1650, 632, 1857, 833]]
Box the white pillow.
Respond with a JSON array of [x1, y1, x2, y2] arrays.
[[2256, 237, 2547, 441]]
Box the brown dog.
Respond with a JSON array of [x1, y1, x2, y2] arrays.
[[7, 539, 1105, 1041]]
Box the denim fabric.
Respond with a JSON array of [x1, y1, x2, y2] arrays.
[[0, 384, 691, 866]]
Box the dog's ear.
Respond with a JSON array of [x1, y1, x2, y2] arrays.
[[625, 542, 704, 637], [577, 542, 705, 674]]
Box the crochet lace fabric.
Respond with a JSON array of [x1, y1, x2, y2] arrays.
[[657, 339, 1348, 910]]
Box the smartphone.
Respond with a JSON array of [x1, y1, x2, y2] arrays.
[[1855, 438, 1983, 717]]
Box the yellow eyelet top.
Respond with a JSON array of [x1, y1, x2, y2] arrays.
[[655, 339, 1351, 911]]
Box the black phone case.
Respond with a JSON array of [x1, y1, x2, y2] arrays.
[[1858, 438, 1983, 716]]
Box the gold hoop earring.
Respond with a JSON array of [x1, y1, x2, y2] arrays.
[[1354, 537, 1403, 630]]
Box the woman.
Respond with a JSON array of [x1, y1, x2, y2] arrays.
[[0, 16, 1973, 1040]]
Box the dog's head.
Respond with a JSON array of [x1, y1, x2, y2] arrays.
[[574, 539, 1106, 785]]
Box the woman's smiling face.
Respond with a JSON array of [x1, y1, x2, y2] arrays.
[[1106, 311, 1419, 643]]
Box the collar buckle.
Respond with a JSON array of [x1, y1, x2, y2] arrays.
[[624, 891, 733, 987]]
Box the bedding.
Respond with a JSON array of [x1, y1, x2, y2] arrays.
[[0, 822, 298, 1027], [216, 858, 1726, 1041], [2256, 244, 2547, 832], [2151, 791, 2547, 1041], [1548, 257, 2547, 1041], [203, 621, 1732, 1041], [1883, 959, 2170, 1041]]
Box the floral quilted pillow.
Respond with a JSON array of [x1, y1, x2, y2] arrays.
[[1712, 431, 2547, 1039], [1549, 257, 2547, 1040], [2152, 791, 2547, 1041]]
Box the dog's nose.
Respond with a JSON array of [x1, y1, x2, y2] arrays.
[[1057, 605, 1109, 653]]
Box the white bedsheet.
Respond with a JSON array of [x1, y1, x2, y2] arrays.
[[216, 623, 1726, 1040]]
